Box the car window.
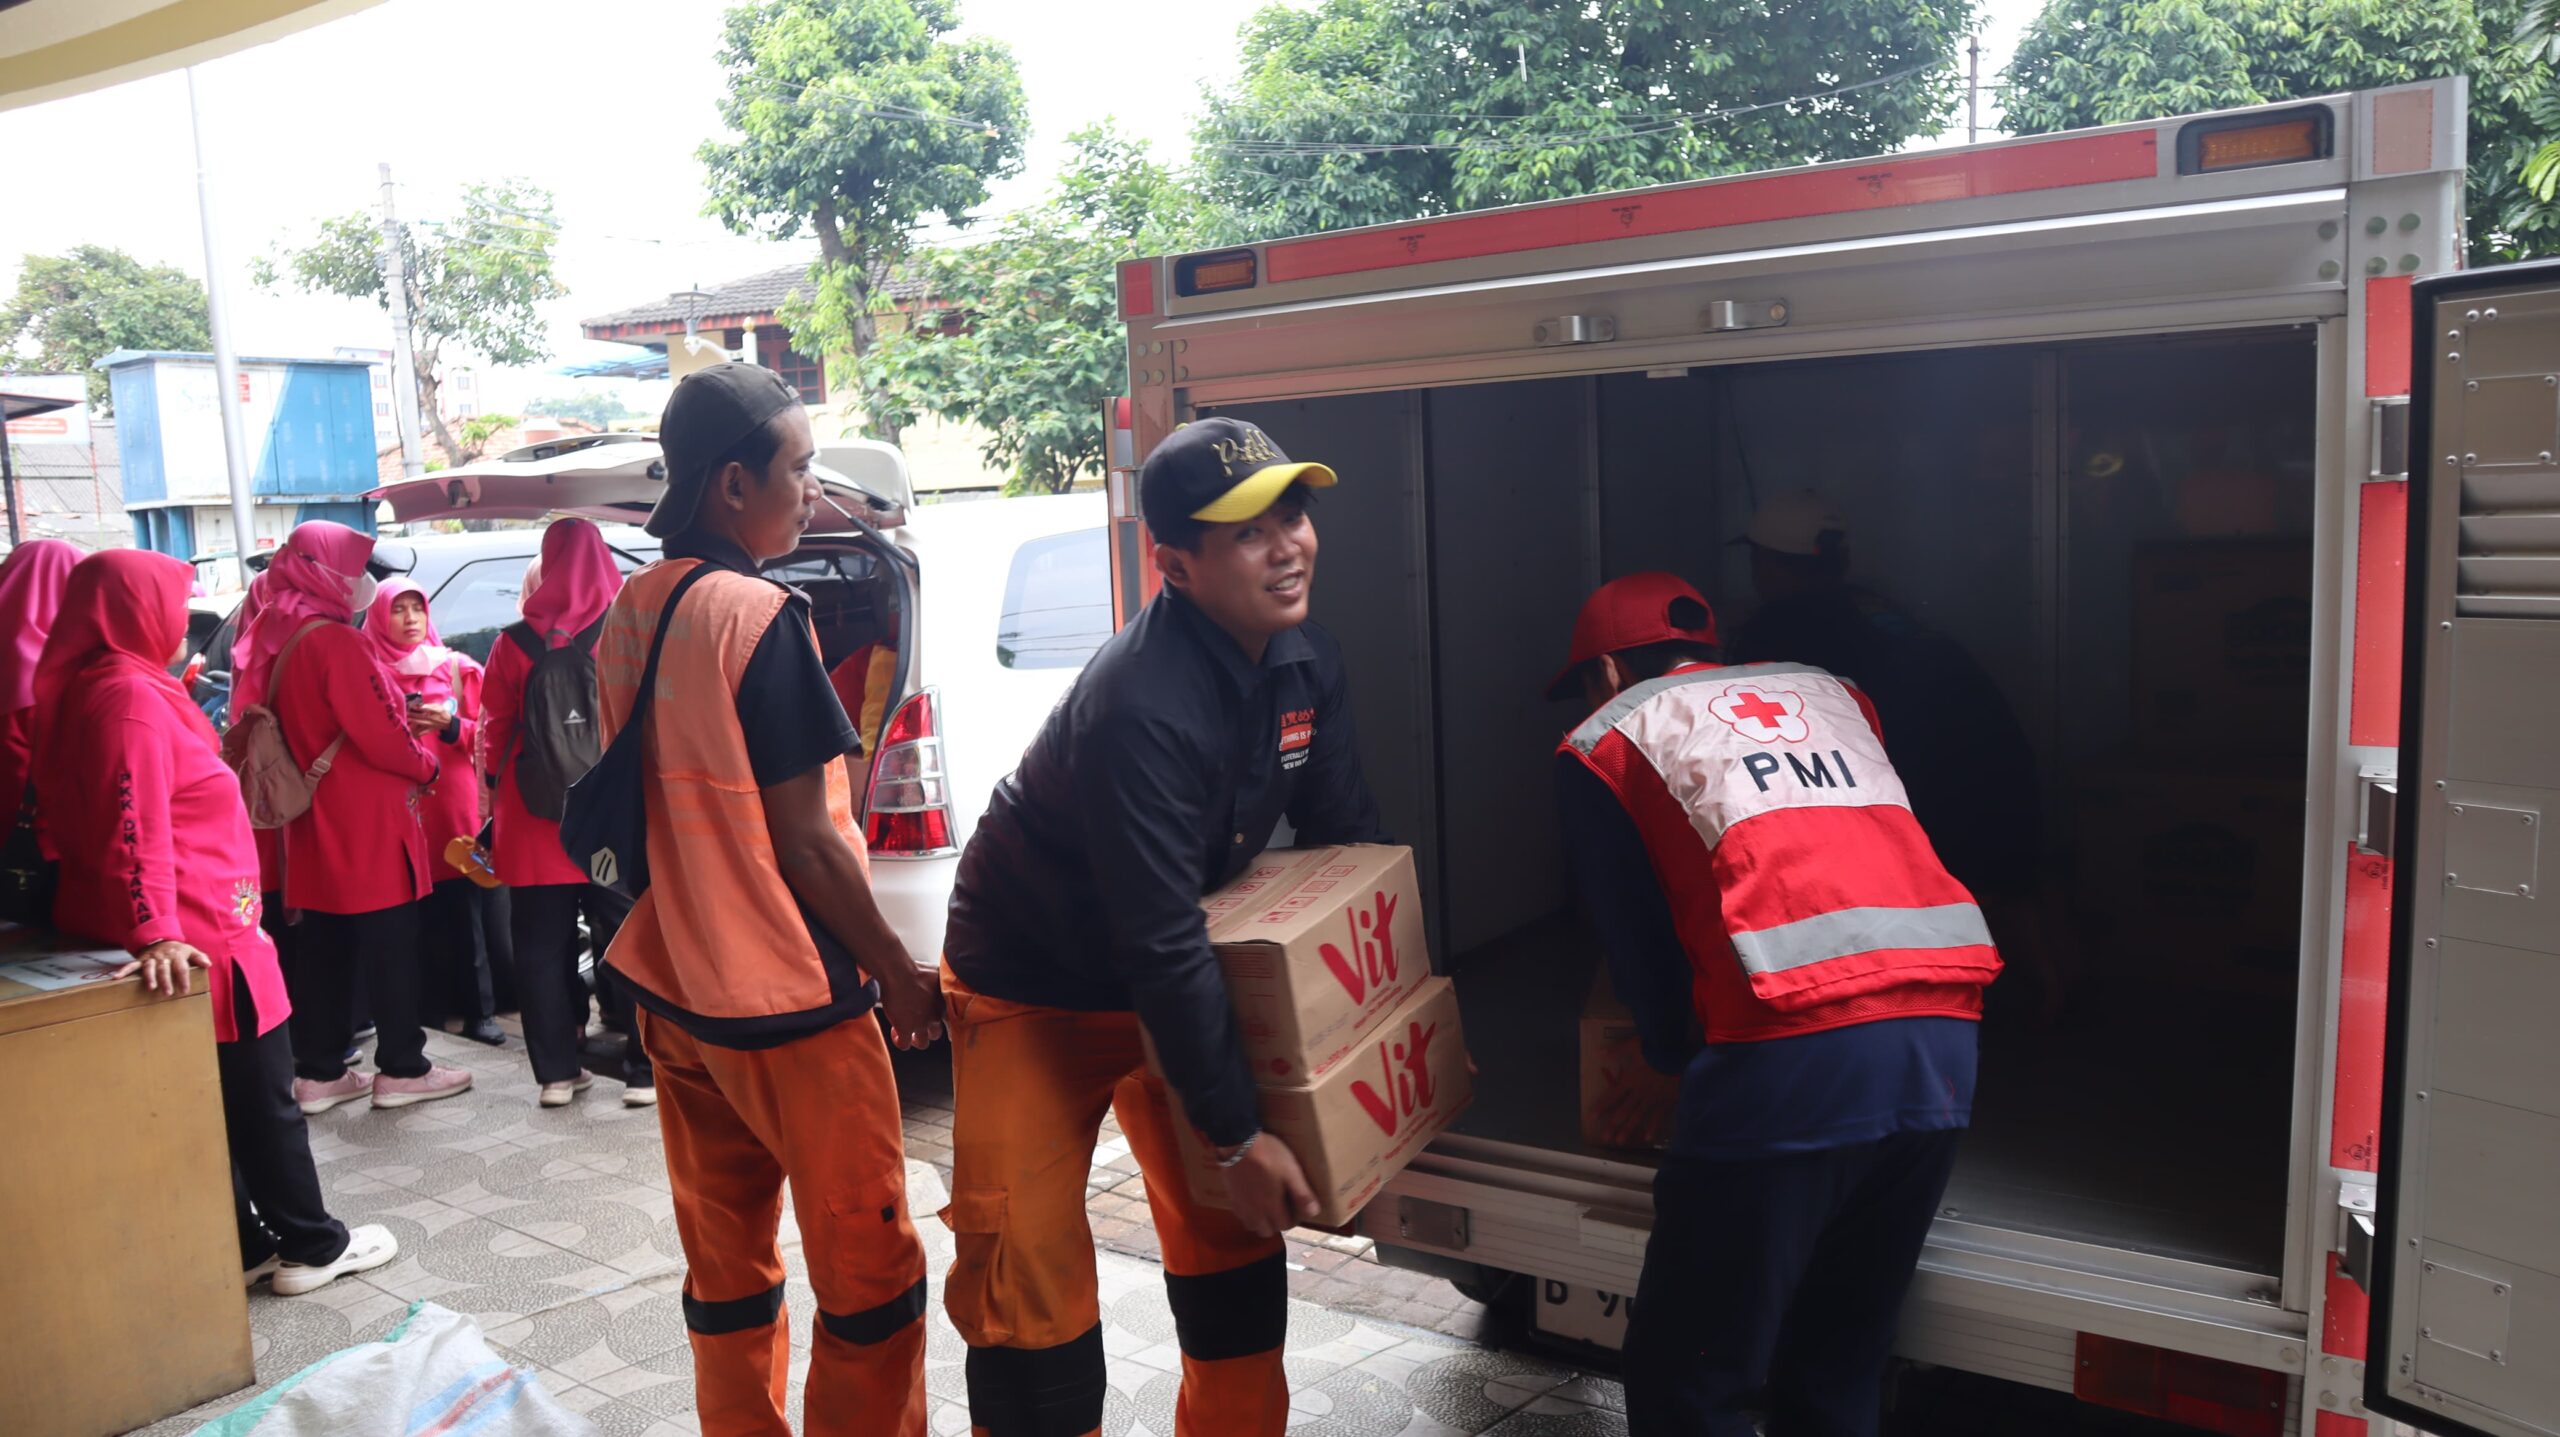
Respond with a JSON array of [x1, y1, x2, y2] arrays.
[[995, 528, 1109, 670], [429, 558, 537, 663]]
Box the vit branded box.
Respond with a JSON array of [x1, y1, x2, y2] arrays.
[[1175, 976, 1474, 1228], [1203, 845, 1432, 1084]]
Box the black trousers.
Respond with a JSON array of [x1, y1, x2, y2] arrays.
[[284, 901, 429, 1081], [513, 881, 639, 1086], [420, 877, 496, 1024], [481, 884, 518, 1014], [220, 967, 349, 1270], [1624, 1129, 1963, 1437]]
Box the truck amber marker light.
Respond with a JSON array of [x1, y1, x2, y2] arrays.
[[2177, 107, 2332, 175], [1174, 248, 1257, 297]]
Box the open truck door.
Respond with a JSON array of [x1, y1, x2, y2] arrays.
[[2368, 263, 2560, 1437]]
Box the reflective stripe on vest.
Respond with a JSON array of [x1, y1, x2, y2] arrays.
[[1730, 901, 1995, 977]]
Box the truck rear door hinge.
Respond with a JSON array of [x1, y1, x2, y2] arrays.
[[2338, 1177, 2378, 1292], [2357, 769, 2398, 858], [2370, 396, 2410, 481]]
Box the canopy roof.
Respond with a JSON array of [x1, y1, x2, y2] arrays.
[[0, 0, 382, 113]]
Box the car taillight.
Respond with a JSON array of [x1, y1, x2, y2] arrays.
[[864, 688, 956, 856]]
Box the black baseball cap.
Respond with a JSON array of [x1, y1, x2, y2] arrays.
[[1139, 417, 1336, 537], [646, 363, 803, 538]]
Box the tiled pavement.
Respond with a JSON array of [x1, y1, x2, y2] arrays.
[[133, 1025, 1625, 1436]]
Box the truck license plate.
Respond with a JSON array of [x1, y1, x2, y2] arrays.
[[1532, 1278, 1633, 1350]]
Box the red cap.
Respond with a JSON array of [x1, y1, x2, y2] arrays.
[[1545, 572, 1720, 701]]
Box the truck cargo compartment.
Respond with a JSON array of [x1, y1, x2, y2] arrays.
[[1221, 326, 2315, 1280]]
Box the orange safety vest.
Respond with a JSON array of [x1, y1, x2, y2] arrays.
[[595, 558, 881, 1048]]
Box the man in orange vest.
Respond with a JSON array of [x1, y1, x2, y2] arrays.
[[595, 363, 946, 1437], [1549, 571, 1999, 1437], [937, 417, 1387, 1435]]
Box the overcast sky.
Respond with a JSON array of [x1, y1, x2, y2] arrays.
[[0, 0, 2045, 411]]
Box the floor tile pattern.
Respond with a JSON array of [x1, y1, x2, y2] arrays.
[[130, 1026, 1618, 1436]]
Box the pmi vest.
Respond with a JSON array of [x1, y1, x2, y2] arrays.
[[1561, 661, 2000, 1043], [594, 559, 877, 1049]]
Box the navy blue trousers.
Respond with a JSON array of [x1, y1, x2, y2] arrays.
[[1624, 1128, 1963, 1436]]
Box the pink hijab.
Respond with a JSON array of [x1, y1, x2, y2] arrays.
[[233, 521, 377, 711], [518, 518, 620, 648], [0, 540, 83, 716], [30, 550, 205, 762], [364, 578, 466, 704]]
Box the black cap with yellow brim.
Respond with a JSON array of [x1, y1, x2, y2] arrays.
[[1140, 416, 1338, 536]]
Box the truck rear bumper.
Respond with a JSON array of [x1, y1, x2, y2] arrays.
[[1354, 1135, 2311, 1392]]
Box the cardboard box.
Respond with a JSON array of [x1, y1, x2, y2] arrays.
[[1579, 965, 1674, 1152], [2129, 539, 2314, 757], [1203, 845, 1432, 1084], [1173, 977, 1474, 1227]]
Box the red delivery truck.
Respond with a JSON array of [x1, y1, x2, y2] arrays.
[[1108, 77, 2559, 1437]]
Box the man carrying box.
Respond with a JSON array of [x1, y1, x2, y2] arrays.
[[1548, 572, 2001, 1437], [939, 417, 1387, 1437]]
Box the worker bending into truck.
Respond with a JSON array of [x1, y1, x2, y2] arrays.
[[1549, 571, 2001, 1437], [939, 417, 1386, 1436]]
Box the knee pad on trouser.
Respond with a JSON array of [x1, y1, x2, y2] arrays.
[[683, 1280, 792, 1425], [818, 1274, 929, 1346], [963, 1324, 1107, 1437], [1166, 1254, 1289, 1436]]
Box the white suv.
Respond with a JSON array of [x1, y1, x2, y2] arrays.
[[371, 434, 1108, 967]]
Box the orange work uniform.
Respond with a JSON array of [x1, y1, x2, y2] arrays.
[[940, 970, 1289, 1437], [597, 546, 926, 1437]]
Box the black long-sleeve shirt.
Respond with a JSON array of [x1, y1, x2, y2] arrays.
[[943, 586, 1386, 1145]]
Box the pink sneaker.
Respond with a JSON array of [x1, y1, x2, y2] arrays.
[[370, 1062, 474, 1110], [294, 1071, 372, 1116]]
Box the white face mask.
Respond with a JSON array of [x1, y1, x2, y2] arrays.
[[348, 572, 378, 616]]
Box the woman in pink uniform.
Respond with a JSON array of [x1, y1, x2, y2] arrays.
[[485, 518, 650, 1107], [236, 520, 468, 1114], [36, 549, 396, 1293], [0, 538, 82, 826], [365, 578, 503, 1046]]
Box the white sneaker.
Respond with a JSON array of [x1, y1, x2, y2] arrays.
[[539, 1071, 595, 1108], [243, 1254, 282, 1289], [621, 1084, 657, 1108], [272, 1224, 398, 1296]]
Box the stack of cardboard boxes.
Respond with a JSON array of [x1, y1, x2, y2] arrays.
[[1162, 846, 1474, 1226]]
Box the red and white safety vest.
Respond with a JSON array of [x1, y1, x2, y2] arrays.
[[1560, 661, 2002, 1043]]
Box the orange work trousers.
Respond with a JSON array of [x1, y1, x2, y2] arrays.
[[939, 969, 1288, 1437], [640, 1009, 928, 1437]]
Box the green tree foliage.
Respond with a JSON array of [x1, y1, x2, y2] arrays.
[[0, 245, 211, 412], [699, 0, 1027, 441], [2004, 0, 2560, 261], [1192, 0, 1978, 240], [260, 180, 566, 464], [869, 126, 1210, 493], [524, 390, 643, 429]]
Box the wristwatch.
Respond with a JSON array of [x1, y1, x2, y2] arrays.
[[1214, 1130, 1261, 1169]]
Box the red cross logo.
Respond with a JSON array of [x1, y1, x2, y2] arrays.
[[1706, 684, 1810, 744], [1728, 692, 1789, 732]]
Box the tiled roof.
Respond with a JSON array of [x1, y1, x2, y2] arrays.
[[580, 259, 931, 334]]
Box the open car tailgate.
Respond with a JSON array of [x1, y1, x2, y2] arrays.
[[369, 433, 906, 531]]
